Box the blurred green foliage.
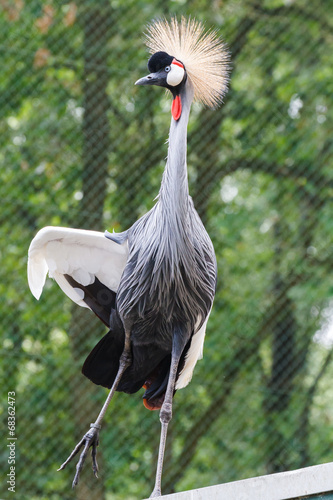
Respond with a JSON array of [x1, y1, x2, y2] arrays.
[[0, 0, 333, 499]]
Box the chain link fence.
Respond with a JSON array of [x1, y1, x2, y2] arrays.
[[1, 1, 332, 499]]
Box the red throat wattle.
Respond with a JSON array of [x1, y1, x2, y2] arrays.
[[171, 95, 182, 121]]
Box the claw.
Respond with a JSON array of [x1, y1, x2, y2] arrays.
[[91, 440, 99, 478], [150, 490, 162, 498], [57, 423, 101, 487]]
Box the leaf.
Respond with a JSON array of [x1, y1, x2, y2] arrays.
[[0, 0, 24, 21], [35, 5, 55, 34], [33, 48, 51, 68], [63, 2, 77, 27]]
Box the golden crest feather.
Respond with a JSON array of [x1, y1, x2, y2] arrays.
[[145, 17, 230, 108]]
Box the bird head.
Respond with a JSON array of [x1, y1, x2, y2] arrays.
[[135, 51, 186, 120], [135, 17, 230, 122], [136, 51, 186, 90]]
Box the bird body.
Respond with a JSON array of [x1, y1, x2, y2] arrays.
[[28, 86, 216, 407], [28, 17, 229, 497]]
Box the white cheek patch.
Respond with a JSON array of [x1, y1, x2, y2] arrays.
[[166, 64, 185, 87]]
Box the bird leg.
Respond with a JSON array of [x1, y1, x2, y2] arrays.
[[150, 336, 185, 498], [58, 332, 132, 488]]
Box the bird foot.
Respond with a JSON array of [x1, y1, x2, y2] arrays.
[[149, 488, 162, 498], [57, 423, 101, 487]]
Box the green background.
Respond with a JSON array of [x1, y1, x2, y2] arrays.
[[0, 1, 332, 499]]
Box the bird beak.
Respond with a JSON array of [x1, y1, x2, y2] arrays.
[[135, 72, 165, 87]]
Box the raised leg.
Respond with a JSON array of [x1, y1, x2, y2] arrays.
[[58, 332, 132, 487], [150, 334, 186, 498]]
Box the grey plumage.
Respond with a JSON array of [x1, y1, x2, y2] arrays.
[[101, 81, 216, 399], [117, 83, 216, 327]]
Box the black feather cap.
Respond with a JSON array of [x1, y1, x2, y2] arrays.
[[148, 51, 174, 73]]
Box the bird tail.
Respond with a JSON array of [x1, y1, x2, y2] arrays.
[[82, 328, 126, 389], [82, 317, 171, 398], [82, 322, 192, 410]]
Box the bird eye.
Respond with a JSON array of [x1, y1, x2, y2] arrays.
[[165, 66, 171, 72]]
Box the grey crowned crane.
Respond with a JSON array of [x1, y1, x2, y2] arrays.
[[28, 17, 229, 498]]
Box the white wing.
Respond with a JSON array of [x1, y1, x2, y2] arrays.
[[28, 226, 128, 317], [175, 312, 211, 390]]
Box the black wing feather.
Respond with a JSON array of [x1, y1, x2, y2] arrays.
[[64, 274, 116, 327]]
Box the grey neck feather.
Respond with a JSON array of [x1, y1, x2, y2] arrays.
[[158, 81, 194, 216]]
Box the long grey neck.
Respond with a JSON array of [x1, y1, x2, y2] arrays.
[[159, 81, 194, 216]]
